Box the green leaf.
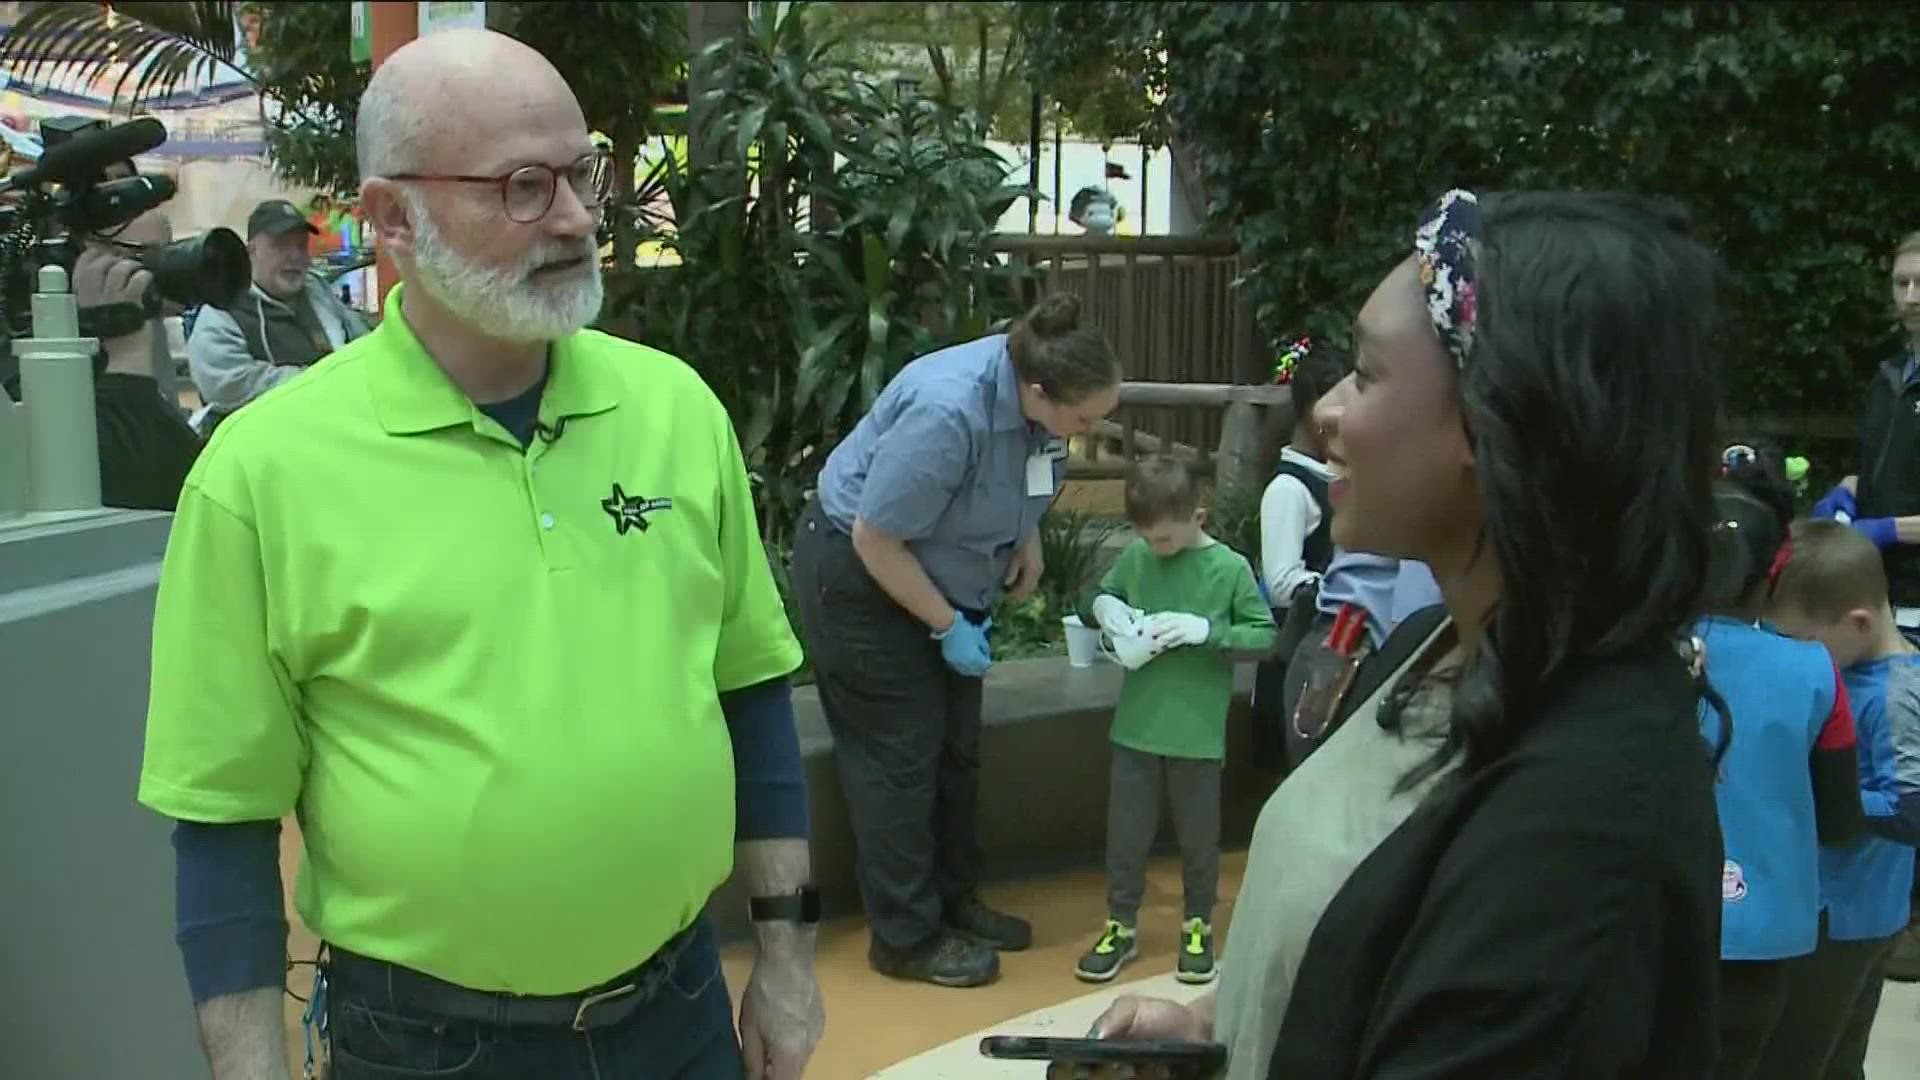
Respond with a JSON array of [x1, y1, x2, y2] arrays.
[[734, 103, 772, 164], [884, 194, 919, 255], [739, 391, 776, 459], [862, 231, 892, 297], [800, 236, 865, 301], [1, 1, 248, 112], [795, 312, 859, 409]]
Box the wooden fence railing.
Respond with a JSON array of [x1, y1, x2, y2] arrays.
[[992, 235, 1258, 457], [1065, 381, 1293, 508]]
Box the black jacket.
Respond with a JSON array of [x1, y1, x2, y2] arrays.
[[1271, 621, 1722, 1078], [1858, 350, 1920, 606], [97, 372, 201, 511]]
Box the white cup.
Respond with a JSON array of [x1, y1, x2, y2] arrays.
[[1062, 615, 1102, 667]]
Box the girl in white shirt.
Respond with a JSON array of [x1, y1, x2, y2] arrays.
[[1250, 338, 1352, 771]]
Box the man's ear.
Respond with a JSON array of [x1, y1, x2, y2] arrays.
[[1850, 608, 1878, 635], [358, 178, 417, 260], [1193, 507, 1209, 529]]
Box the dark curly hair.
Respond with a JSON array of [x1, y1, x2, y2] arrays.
[[1703, 441, 1796, 618]]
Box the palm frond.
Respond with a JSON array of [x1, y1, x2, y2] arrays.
[[1, 1, 254, 111]]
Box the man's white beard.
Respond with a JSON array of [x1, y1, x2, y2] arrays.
[[402, 193, 603, 343]]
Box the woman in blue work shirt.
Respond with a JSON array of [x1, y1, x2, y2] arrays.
[[789, 293, 1121, 988]]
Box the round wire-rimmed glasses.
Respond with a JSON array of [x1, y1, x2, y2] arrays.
[[387, 149, 615, 224]]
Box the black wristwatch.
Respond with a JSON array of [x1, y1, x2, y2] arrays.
[[749, 886, 822, 925]]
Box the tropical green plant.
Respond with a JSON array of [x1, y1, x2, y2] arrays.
[[0, 1, 362, 179], [1037, 508, 1125, 621], [801, 83, 1032, 412], [1, 0, 685, 214], [986, 509, 1123, 660], [2, 1, 249, 108], [1206, 485, 1264, 568], [1018, 1, 1920, 422], [824, 1, 1033, 137], [1014, 4, 1168, 150], [617, 1, 1033, 551], [983, 508, 1120, 654]]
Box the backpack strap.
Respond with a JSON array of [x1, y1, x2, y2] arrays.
[[1326, 603, 1450, 737]]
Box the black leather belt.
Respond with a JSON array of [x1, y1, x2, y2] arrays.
[[323, 924, 697, 1032]]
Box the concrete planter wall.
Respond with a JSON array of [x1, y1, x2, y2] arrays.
[[707, 655, 1272, 943]]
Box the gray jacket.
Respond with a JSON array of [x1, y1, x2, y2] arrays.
[[187, 273, 369, 416]]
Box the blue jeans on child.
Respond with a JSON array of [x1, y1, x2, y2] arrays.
[[323, 918, 744, 1080]]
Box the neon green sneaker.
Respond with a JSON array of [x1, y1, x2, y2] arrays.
[[1177, 917, 1216, 984], [1074, 919, 1139, 983]]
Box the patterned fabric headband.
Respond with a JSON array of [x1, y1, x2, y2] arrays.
[[1414, 188, 1483, 369]]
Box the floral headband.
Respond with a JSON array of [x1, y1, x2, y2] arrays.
[[1272, 336, 1313, 385], [1414, 188, 1483, 369]]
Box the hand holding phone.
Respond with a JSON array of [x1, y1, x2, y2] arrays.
[[980, 1035, 1226, 1079]]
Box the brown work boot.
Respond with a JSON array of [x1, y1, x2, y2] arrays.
[[1886, 921, 1920, 983], [869, 928, 999, 988]]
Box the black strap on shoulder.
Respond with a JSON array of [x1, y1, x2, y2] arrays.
[[1327, 603, 1451, 736]]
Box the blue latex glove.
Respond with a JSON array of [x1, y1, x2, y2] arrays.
[[933, 613, 993, 678], [1812, 482, 1858, 523], [1857, 517, 1900, 551]]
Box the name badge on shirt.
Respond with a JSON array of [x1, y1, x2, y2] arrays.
[[1026, 452, 1055, 497]]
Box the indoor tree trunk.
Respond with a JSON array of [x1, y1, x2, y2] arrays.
[[611, 127, 639, 272]]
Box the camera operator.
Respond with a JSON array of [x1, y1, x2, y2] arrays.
[[74, 206, 202, 511], [186, 199, 368, 436]]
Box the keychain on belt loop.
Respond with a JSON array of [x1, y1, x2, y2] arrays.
[[1292, 603, 1374, 743]]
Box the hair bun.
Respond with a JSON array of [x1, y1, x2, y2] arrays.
[[1025, 293, 1082, 337]]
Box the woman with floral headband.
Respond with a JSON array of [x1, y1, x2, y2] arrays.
[[1072, 190, 1729, 1077]]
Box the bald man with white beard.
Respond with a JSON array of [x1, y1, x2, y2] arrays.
[[139, 30, 824, 1080]]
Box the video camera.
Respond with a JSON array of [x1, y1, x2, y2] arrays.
[[0, 115, 249, 338]]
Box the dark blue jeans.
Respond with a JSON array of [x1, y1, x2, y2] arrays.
[[324, 919, 744, 1080]]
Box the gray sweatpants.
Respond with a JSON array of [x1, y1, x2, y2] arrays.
[[1106, 743, 1222, 926]]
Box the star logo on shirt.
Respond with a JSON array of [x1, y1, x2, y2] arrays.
[[601, 484, 673, 535]]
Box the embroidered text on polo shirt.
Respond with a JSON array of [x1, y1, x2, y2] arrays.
[[602, 483, 674, 535]]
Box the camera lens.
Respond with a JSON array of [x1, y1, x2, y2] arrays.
[[139, 226, 249, 308]]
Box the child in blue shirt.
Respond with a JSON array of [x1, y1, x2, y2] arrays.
[[1695, 450, 1864, 1077], [1767, 518, 1920, 1076]]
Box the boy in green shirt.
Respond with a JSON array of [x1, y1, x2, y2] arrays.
[[1077, 456, 1278, 984]]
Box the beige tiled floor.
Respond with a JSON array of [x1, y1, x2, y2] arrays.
[[1868, 981, 1920, 1076], [274, 825, 1920, 1077]]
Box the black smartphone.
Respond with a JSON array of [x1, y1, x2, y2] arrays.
[[979, 1035, 1228, 1068]]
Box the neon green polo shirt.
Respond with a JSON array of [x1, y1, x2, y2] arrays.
[[139, 284, 803, 994]]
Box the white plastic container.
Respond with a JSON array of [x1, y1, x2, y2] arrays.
[[1062, 615, 1102, 667]]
